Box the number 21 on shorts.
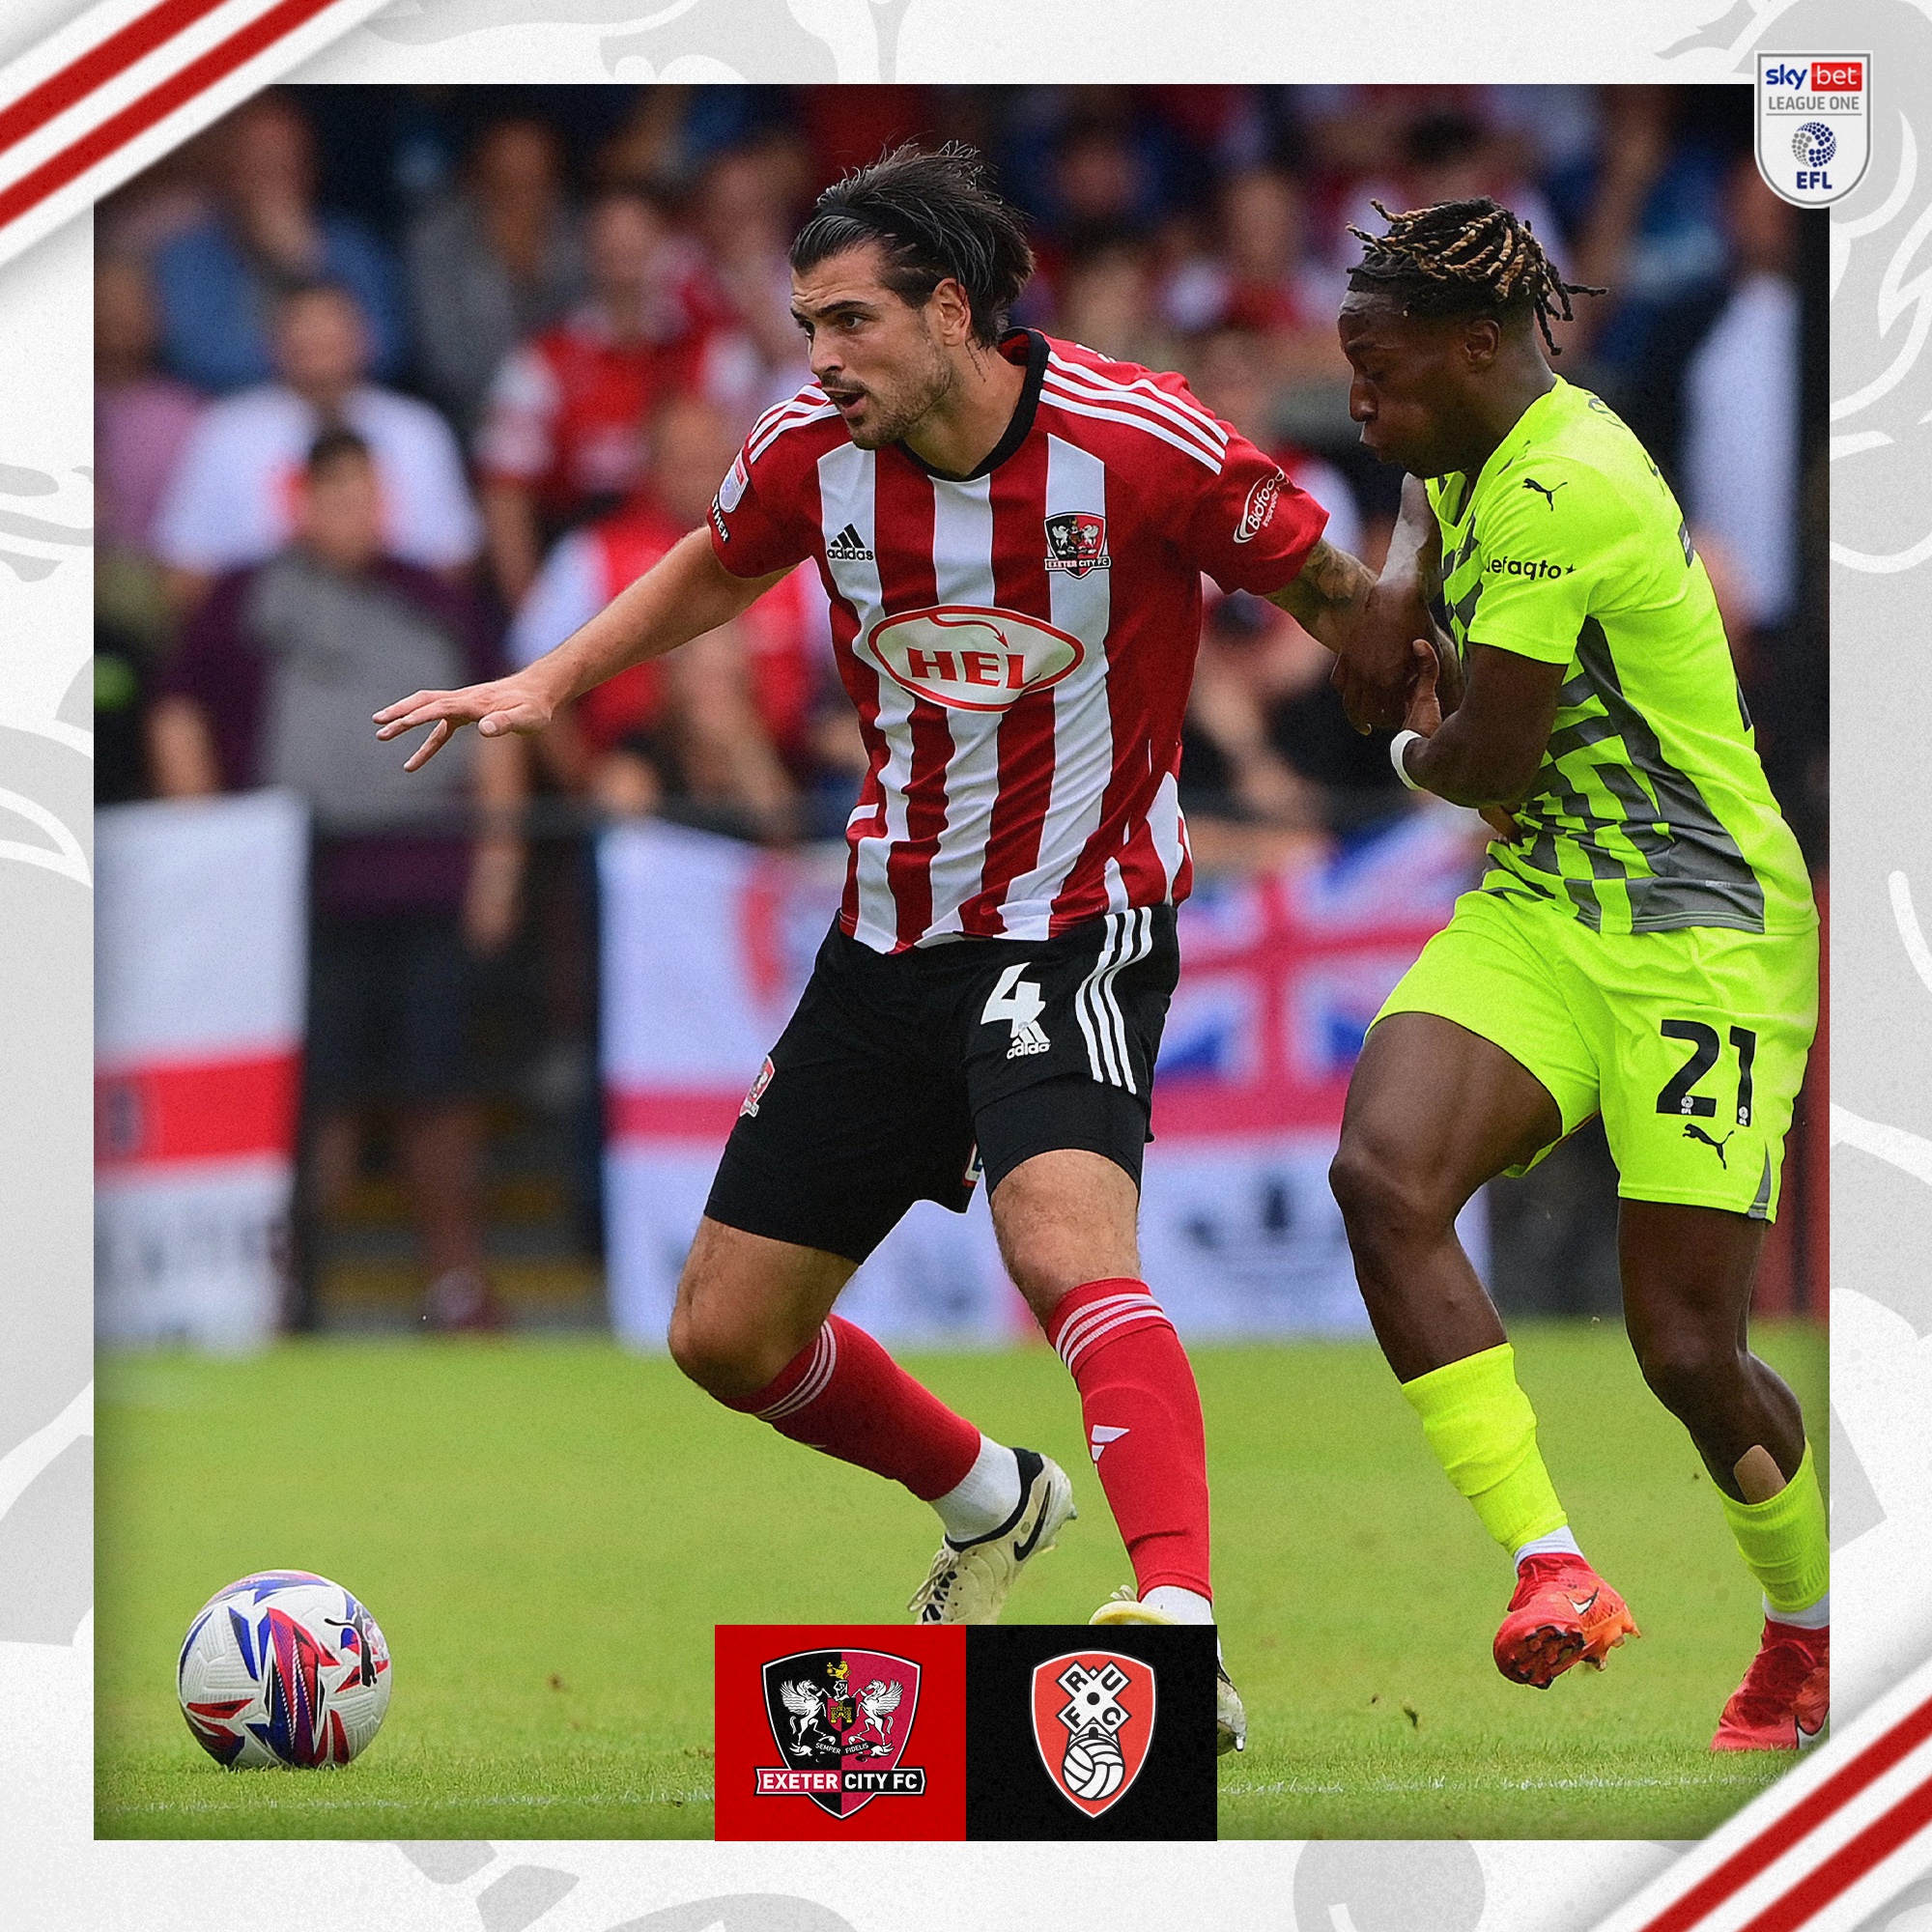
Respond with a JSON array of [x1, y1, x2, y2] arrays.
[[1656, 1020, 1758, 1127]]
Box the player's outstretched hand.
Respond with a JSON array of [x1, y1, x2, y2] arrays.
[[1333, 574, 1431, 733], [374, 676, 555, 773], [1400, 635, 1441, 739]]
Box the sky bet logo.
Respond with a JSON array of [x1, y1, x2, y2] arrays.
[[1763, 61, 1861, 92]]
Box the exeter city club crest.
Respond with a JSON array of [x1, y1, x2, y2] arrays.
[[1043, 512, 1111, 577], [1031, 1650, 1157, 1818], [1756, 53, 1869, 208], [758, 1649, 925, 1818]]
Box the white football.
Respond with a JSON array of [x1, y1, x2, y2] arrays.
[[177, 1570, 391, 1769]]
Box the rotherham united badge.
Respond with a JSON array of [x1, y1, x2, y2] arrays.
[[1030, 1650, 1157, 1818], [1756, 54, 1869, 207]]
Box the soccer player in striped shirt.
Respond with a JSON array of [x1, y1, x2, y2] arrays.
[[378, 145, 1418, 1757], [1328, 199, 1826, 1749]]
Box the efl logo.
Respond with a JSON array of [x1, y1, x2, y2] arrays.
[[862, 606, 1085, 712], [759, 1647, 925, 1819], [1756, 51, 1870, 207], [1030, 1650, 1157, 1818]]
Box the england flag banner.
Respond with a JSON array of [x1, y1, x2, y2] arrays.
[[1757, 53, 1870, 208], [598, 811, 1480, 1349], [96, 791, 309, 1350]]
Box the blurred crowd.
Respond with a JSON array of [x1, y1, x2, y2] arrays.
[[94, 83, 1828, 1325]]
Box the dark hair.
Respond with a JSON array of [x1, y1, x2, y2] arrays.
[[1347, 197, 1605, 355], [790, 142, 1035, 348], [305, 427, 372, 474]]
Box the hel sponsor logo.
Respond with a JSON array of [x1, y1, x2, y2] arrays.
[[1043, 511, 1111, 576], [862, 606, 1085, 713], [1031, 1650, 1157, 1817], [1486, 555, 1577, 581], [759, 1648, 925, 1819], [1232, 469, 1286, 545], [739, 1055, 775, 1119]]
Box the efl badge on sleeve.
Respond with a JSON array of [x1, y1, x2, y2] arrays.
[[1031, 1650, 1156, 1818], [1756, 54, 1869, 207]]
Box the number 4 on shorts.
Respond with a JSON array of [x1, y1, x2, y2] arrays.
[[1656, 1020, 1757, 1127]]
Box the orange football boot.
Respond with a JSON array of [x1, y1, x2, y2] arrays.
[[1493, 1554, 1640, 1689], [1712, 1619, 1829, 1751]]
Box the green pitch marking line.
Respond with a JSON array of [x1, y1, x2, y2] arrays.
[[95, 1322, 1823, 1840]]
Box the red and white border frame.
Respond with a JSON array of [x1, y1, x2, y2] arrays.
[[5, 0, 1927, 1926]]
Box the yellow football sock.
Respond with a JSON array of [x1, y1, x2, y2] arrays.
[[1720, 1440, 1830, 1618], [1400, 1343, 1569, 1554]]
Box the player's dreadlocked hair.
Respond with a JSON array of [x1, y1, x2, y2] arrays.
[[1347, 197, 1605, 355], [790, 143, 1035, 348]]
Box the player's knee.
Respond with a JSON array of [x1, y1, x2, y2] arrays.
[[1633, 1327, 1740, 1420], [667, 1298, 775, 1402], [1329, 1132, 1452, 1255]]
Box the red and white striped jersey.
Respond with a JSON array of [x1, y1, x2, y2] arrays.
[[708, 329, 1328, 952]]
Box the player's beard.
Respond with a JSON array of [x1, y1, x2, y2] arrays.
[[843, 334, 954, 451]]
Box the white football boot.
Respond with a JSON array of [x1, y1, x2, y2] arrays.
[[1090, 1586, 1248, 1754], [908, 1449, 1076, 1624]]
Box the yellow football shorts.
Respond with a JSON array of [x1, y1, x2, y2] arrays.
[[1374, 885, 1819, 1219]]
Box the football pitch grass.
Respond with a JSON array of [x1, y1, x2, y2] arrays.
[[96, 1320, 1824, 1840]]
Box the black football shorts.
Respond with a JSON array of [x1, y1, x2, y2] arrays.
[[703, 906, 1179, 1264]]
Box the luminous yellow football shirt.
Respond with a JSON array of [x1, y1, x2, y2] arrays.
[[1427, 377, 1815, 937]]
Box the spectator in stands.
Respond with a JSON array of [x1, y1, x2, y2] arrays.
[[149, 430, 525, 1332], [151, 92, 405, 393], [685, 141, 811, 412], [1179, 327, 1398, 832], [153, 281, 481, 613], [1632, 156, 1801, 634], [96, 254, 203, 657], [474, 188, 752, 611], [508, 391, 817, 841], [1164, 168, 1349, 388], [405, 118, 586, 440], [1055, 231, 1182, 373]]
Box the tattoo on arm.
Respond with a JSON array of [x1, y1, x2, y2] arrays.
[[1265, 540, 1375, 645]]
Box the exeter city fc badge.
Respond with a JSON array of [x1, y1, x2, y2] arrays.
[[1031, 1650, 1156, 1818], [758, 1649, 926, 1817], [1756, 54, 1869, 207], [1044, 512, 1111, 577]]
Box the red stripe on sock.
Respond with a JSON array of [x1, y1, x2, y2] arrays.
[[1043, 1278, 1210, 1599], [723, 1315, 980, 1503]]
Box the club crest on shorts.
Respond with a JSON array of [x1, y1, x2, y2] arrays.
[[739, 1056, 775, 1118], [1756, 54, 1868, 207], [758, 1648, 926, 1818], [1043, 512, 1111, 577], [1031, 1650, 1156, 1817]]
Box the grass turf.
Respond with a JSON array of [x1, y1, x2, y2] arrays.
[[95, 1320, 1824, 1839]]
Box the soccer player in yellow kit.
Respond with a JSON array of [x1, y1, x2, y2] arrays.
[[1327, 200, 1827, 1749]]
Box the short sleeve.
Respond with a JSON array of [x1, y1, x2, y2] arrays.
[[1180, 423, 1329, 596], [1463, 457, 1620, 666], [706, 425, 816, 581]]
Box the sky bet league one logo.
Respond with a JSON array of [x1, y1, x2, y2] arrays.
[[1757, 55, 1870, 208]]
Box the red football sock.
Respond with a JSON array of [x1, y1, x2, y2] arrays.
[[721, 1314, 980, 1502], [1043, 1277, 1210, 1599]]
